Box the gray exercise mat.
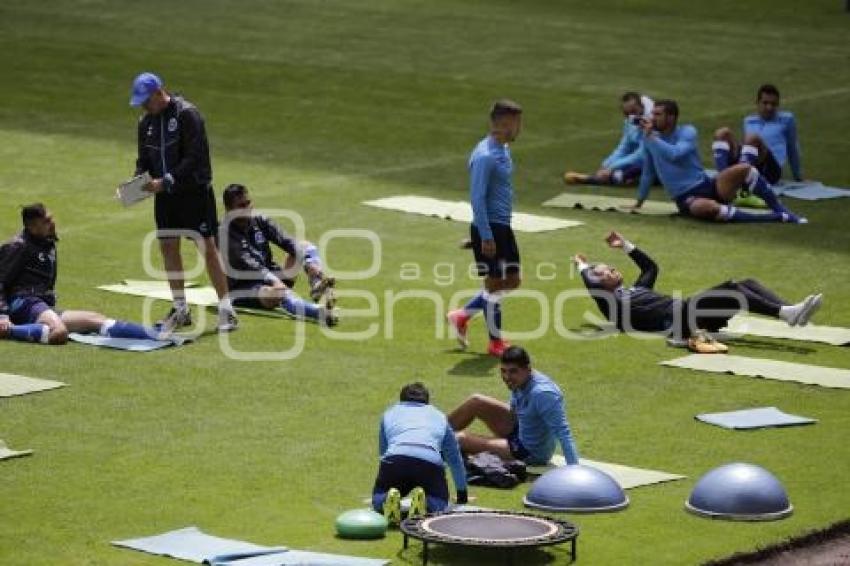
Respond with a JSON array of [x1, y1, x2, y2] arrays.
[[773, 180, 850, 200], [69, 333, 191, 352], [0, 439, 33, 461], [696, 407, 816, 430], [543, 192, 677, 216], [112, 526, 388, 565], [724, 315, 850, 346], [661, 354, 850, 389]]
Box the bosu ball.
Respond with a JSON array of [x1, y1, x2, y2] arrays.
[[335, 509, 389, 539], [686, 462, 793, 521], [524, 464, 629, 513]]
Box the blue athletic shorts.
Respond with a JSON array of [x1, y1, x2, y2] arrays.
[[9, 295, 55, 325], [674, 176, 723, 214]]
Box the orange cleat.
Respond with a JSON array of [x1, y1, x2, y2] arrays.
[[487, 338, 510, 358]]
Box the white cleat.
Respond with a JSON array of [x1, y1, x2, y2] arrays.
[[217, 308, 238, 333], [797, 293, 822, 327]]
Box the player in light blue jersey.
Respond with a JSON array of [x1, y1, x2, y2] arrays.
[[448, 346, 580, 466], [447, 100, 523, 357], [632, 99, 806, 224], [712, 84, 803, 185], [564, 92, 653, 186]]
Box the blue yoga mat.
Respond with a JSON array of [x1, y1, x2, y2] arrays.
[[112, 526, 388, 565], [69, 333, 190, 352], [696, 407, 816, 430], [773, 181, 850, 200]]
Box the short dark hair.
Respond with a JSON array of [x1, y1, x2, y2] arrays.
[[621, 91, 641, 104], [223, 183, 248, 209], [501, 345, 531, 368], [757, 84, 780, 101], [490, 99, 523, 121], [400, 382, 430, 404], [655, 99, 679, 119], [21, 203, 47, 226]]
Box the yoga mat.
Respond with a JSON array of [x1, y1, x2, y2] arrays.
[[661, 354, 850, 389], [68, 333, 191, 352], [0, 372, 66, 398], [543, 193, 678, 216], [696, 407, 816, 430], [98, 282, 292, 319], [0, 440, 33, 461], [112, 526, 286, 563], [773, 180, 850, 200], [363, 195, 583, 232], [724, 314, 850, 346], [112, 526, 388, 566], [527, 457, 685, 489]]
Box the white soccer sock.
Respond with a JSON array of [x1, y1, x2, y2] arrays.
[[99, 318, 117, 336], [218, 296, 233, 312], [173, 297, 188, 312]]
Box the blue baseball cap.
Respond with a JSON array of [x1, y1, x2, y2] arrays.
[[129, 72, 163, 107]]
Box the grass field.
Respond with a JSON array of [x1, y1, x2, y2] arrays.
[[1, 1, 849, 564]]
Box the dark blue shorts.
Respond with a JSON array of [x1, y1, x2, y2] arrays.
[[471, 223, 520, 278], [9, 295, 55, 325], [372, 455, 450, 512], [506, 425, 530, 461], [674, 176, 723, 214]]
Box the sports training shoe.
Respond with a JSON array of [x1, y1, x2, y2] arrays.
[[797, 293, 822, 327], [309, 275, 336, 305], [781, 211, 808, 224], [320, 306, 339, 327], [156, 307, 192, 333], [383, 488, 402, 526], [459, 238, 473, 250], [563, 171, 587, 185], [408, 487, 428, 519], [446, 310, 470, 349], [487, 338, 510, 358], [217, 308, 238, 333], [666, 337, 688, 348], [687, 330, 727, 354]]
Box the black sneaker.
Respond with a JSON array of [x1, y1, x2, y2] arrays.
[[310, 275, 336, 306]]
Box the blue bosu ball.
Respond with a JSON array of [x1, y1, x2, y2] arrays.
[[686, 462, 792, 521], [524, 464, 629, 513]]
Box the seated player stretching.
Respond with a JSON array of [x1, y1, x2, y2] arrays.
[[0, 204, 168, 345], [574, 231, 822, 351], [448, 346, 580, 466], [372, 382, 468, 524], [630, 99, 806, 223], [221, 184, 337, 325]]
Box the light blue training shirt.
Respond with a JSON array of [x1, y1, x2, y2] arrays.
[[469, 135, 513, 241], [603, 119, 645, 170], [511, 370, 580, 465], [743, 111, 802, 179], [379, 401, 467, 490], [637, 124, 706, 202]]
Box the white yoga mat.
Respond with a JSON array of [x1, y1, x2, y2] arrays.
[[0, 372, 66, 398], [68, 333, 191, 352], [724, 315, 850, 346], [696, 407, 816, 430], [527, 456, 685, 489], [363, 195, 583, 232], [661, 354, 850, 389], [543, 193, 678, 216], [0, 440, 33, 461]]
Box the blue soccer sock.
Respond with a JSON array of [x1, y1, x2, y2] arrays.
[[281, 294, 320, 320], [718, 205, 782, 223], [484, 296, 503, 340], [745, 167, 789, 214], [712, 141, 732, 171], [463, 291, 487, 316], [9, 323, 49, 343], [101, 319, 157, 340], [738, 144, 759, 166]]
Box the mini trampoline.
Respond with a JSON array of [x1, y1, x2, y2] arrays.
[[400, 510, 579, 564]]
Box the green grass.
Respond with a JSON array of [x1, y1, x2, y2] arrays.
[[1, 0, 849, 564]]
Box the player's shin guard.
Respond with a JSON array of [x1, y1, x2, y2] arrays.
[[281, 294, 320, 320], [738, 144, 759, 166], [745, 167, 788, 214], [717, 205, 782, 223], [9, 323, 49, 343], [712, 141, 732, 171]]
